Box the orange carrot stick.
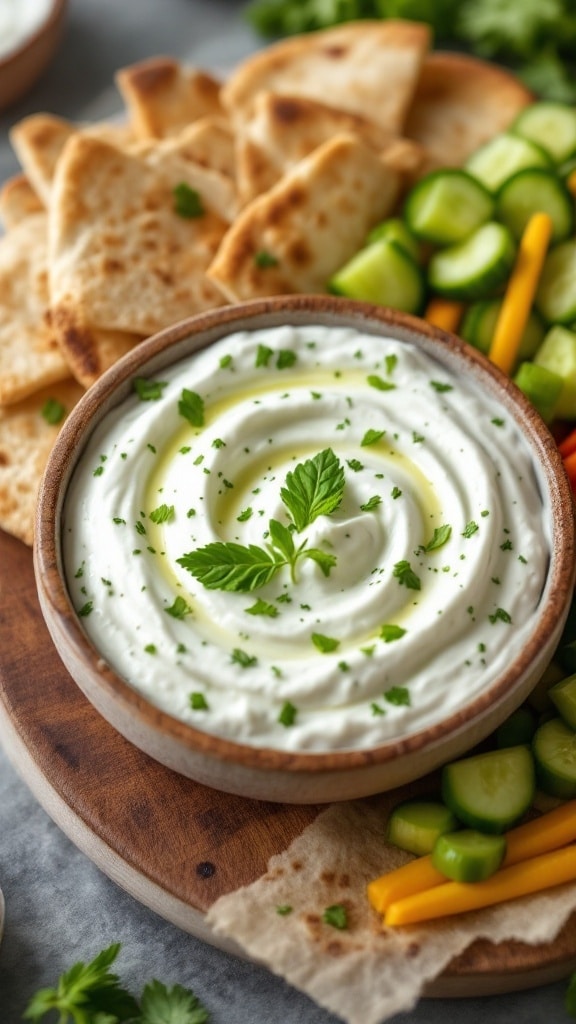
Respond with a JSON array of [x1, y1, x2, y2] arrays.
[[425, 298, 464, 333]]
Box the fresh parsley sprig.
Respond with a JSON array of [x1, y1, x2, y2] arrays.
[[23, 944, 210, 1024]]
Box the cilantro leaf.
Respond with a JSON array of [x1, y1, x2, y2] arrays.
[[23, 943, 139, 1023], [278, 701, 297, 726], [41, 397, 66, 424], [139, 978, 209, 1023], [384, 685, 411, 707], [165, 596, 192, 619], [323, 904, 348, 929], [312, 632, 340, 653], [177, 542, 283, 592], [360, 495, 382, 512], [424, 524, 452, 552], [178, 389, 205, 427], [173, 182, 205, 219], [361, 428, 385, 446], [280, 448, 344, 532], [392, 560, 421, 591], [245, 598, 279, 617], [380, 624, 406, 643]]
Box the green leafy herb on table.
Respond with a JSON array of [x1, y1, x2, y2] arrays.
[[246, 0, 576, 101], [23, 943, 210, 1024]]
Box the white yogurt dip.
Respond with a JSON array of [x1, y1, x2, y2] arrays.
[[0, 0, 54, 60], [62, 324, 551, 752]]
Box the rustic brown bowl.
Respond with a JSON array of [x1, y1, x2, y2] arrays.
[[34, 297, 576, 803], [0, 0, 67, 112]]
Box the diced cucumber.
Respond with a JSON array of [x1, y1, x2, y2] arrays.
[[404, 169, 494, 245], [460, 299, 545, 366], [366, 217, 421, 263], [466, 132, 551, 193], [496, 168, 574, 244], [512, 102, 576, 165], [535, 240, 576, 325], [533, 325, 576, 418], [513, 361, 563, 422], [496, 707, 537, 748], [431, 830, 507, 883], [329, 238, 425, 314], [532, 716, 576, 798], [441, 745, 535, 833], [549, 674, 576, 730], [386, 800, 458, 856], [428, 222, 515, 302]]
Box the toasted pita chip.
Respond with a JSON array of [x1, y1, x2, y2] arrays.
[[404, 52, 533, 169], [116, 57, 224, 139], [222, 20, 430, 134], [0, 175, 43, 231], [10, 114, 76, 206], [0, 211, 71, 405], [208, 133, 400, 302], [0, 378, 84, 546], [49, 134, 227, 371], [235, 92, 397, 206]]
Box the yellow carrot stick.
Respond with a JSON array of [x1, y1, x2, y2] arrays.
[[384, 844, 576, 927], [488, 211, 552, 375], [367, 799, 576, 914], [424, 297, 464, 333]]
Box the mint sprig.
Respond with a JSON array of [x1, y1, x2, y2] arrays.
[[280, 447, 344, 532]]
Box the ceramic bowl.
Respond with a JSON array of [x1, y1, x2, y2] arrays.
[[0, 0, 67, 112], [34, 297, 576, 803]]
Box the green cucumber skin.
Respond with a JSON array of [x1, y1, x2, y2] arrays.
[[532, 717, 576, 799], [512, 102, 576, 165], [428, 223, 516, 302], [549, 674, 576, 730], [431, 830, 507, 883], [404, 169, 494, 246], [386, 800, 458, 856], [441, 745, 535, 834], [495, 168, 574, 244]]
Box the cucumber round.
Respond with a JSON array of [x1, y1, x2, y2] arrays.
[[431, 830, 507, 883], [512, 101, 576, 165], [513, 361, 563, 422], [460, 299, 545, 366], [428, 222, 516, 301], [329, 238, 425, 314], [549, 674, 576, 730], [404, 169, 494, 245], [366, 217, 420, 262], [533, 325, 576, 418], [535, 240, 576, 325], [496, 167, 574, 244], [466, 132, 551, 193], [532, 716, 576, 798], [441, 745, 535, 833], [386, 800, 458, 856]]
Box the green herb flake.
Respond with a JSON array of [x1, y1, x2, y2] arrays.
[[385, 353, 398, 375], [276, 904, 293, 916], [144, 644, 157, 655], [391, 486, 402, 499], [392, 560, 421, 591], [178, 388, 204, 427], [135, 520, 146, 536], [367, 374, 396, 391], [133, 377, 168, 401], [305, 548, 338, 577], [278, 701, 297, 727], [93, 465, 104, 477], [112, 517, 126, 525], [173, 181, 204, 218], [237, 507, 253, 522], [361, 428, 385, 447], [165, 596, 192, 619], [462, 521, 479, 538], [346, 458, 364, 472], [254, 249, 279, 268], [489, 607, 513, 625], [430, 380, 453, 393], [220, 354, 233, 369], [190, 692, 209, 711], [212, 437, 226, 449], [277, 349, 297, 369], [371, 701, 386, 716], [78, 601, 93, 617], [150, 503, 175, 524], [323, 904, 348, 930], [360, 495, 382, 512], [492, 417, 505, 427], [500, 538, 513, 551], [231, 647, 258, 668], [245, 598, 279, 617], [384, 686, 411, 707], [424, 524, 452, 552], [380, 623, 406, 643], [41, 397, 66, 424], [255, 344, 273, 367], [412, 431, 425, 444], [312, 632, 340, 653]]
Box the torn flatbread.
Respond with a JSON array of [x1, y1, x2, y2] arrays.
[[208, 132, 401, 302], [10, 113, 76, 207], [116, 56, 224, 139], [0, 175, 43, 231]]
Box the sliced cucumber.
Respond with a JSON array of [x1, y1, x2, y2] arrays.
[[512, 102, 576, 165], [532, 716, 576, 798], [535, 240, 576, 325], [549, 674, 576, 730], [366, 217, 420, 262], [460, 299, 545, 366], [441, 745, 535, 834], [466, 132, 551, 193], [329, 238, 425, 314], [427, 222, 515, 301], [533, 325, 576, 418], [496, 707, 537, 748], [386, 800, 458, 856], [431, 830, 507, 883], [404, 169, 494, 245], [496, 168, 574, 244], [513, 361, 563, 422]]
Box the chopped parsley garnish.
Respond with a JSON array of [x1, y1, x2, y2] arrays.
[[133, 377, 168, 401], [276, 349, 297, 369], [220, 354, 233, 369], [371, 702, 385, 716], [165, 596, 192, 619], [93, 465, 104, 477], [311, 632, 340, 653], [254, 249, 279, 268], [380, 624, 406, 643], [367, 374, 396, 391], [489, 607, 512, 624], [492, 417, 505, 427], [178, 388, 204, 427], [173, 182, 204, 218], [78, 601, 93, 617], [135, 520, 147, 536], [237, 507, 253, 522], [360, 495, 382, 512], [462, 521, 479, 538], [149, 503, 175, 524], [113, 517, 126, 525], [212, 438, 226, 449], [245, 598, 278, 617], [361, 428, 385, 446], [41, 397, 66, 424], [231, 648, 258, 668], [255, 343, 273, 367], [276, 904, 293, 915], [384, 686, 411, 707], [424, 524, 452, 552], [385, 354, 397, 375], [323, 904, 348, 930], [144, 644, 157, 655], [430, 380, 453, 393], [278, 701, 297, 727], [190, 692, 209, 710], [391, 486, 402, 499], [500, 538, 513, 551], [412, 431, 425, 443], [392, 560, 421, 591], [346, 458, 364, 472]]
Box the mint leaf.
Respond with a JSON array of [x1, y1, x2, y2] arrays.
[[177, 542, 283, 592], [312, 632, 340, 653], [361, 428, 385, 446], [139, 978, 209, 1023], [150, 503, 175, 524], [424, 524, 452, 552], [392, 560, 421, 591], [245, 598, 279, 617], [133, 378, 168, 401], [278, 701, 297, 726], [255, 344, 273, 367], [380, 624, 406, 643], [268, 518, 296, 560], [280, 448, 344, 531], [304, 548, 337, 577], [190, 692, 209, 711], [179, 389, 204, 427]]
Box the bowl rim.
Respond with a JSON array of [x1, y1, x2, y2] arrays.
[[0, 0, 67, 71], [34, 295, 576, 775]]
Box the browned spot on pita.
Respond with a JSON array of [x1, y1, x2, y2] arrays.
[[116, 57, 223, 140]]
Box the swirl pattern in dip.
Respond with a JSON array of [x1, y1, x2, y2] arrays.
[[63, 325, 551, 752]]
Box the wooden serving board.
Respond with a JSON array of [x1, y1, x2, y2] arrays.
[[1, 527, 576, 997]]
